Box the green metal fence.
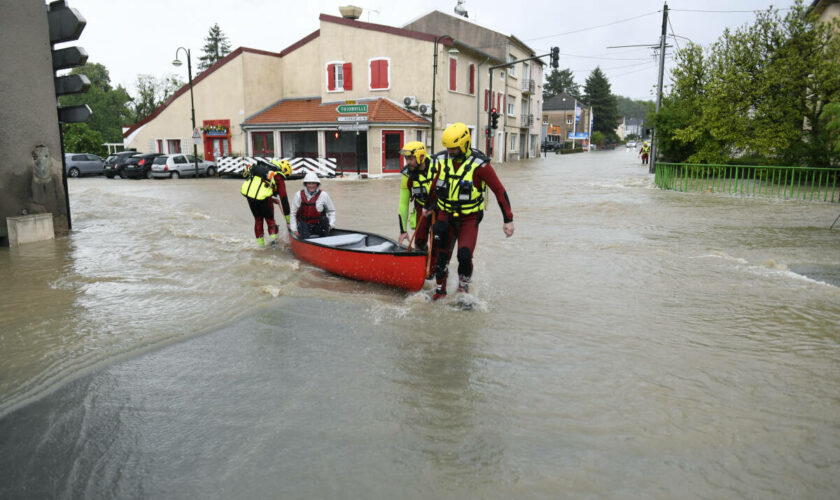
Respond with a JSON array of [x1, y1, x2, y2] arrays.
[[655, 162, 840, 203]]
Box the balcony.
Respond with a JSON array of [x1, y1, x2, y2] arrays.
[[521, 79, 535, 94], [520, 114, 534, 127]]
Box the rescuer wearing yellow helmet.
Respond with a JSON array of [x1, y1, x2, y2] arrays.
[[428, 123, 514, 300], [397, 141, 440, 276], [241, 158, 292, 247], [639, 141, 650, 165]]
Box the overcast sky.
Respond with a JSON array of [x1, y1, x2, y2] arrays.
[[63, 0, 795, 102]]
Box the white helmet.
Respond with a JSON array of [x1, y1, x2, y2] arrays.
[[302, 171, 320, 185]]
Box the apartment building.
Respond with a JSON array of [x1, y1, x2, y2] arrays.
[[404, 10, 545, 162], [542, 93, 592, 148]]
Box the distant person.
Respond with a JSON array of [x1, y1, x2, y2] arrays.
[[290, 172, 336, 238], [639, 141, 650, 165], [241, 159, 292, 247], [429, 123, 514, 301], [397, 141, 440, 277]]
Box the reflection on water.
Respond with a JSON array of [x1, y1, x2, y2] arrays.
[[1, 152, 839, 498]]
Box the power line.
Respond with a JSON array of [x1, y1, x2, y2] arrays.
[[668, 17, 681, 53], [523, 11, 661, 42], [669, 7, 791, 13]]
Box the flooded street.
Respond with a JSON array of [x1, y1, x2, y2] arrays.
[[2, 149, 839, 498]]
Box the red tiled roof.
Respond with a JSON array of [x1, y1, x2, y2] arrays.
[[244, 98, 429, 126]]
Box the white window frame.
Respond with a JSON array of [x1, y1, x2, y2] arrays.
[[368, 57, 391, 91], [507, 94, 515, 116], [509, 132, 517, 152], [507, 54, 516, 78], [325, 60, 345, 93]]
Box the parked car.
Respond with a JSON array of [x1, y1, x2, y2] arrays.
[[150, 154, 216, 179], [64, 153, 104, 177], [104, 151, 138, 178], [541, 141, 561, 152], [122, 153, 165, 179]]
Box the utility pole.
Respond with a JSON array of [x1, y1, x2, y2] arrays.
[[650, 2, 668, 174]]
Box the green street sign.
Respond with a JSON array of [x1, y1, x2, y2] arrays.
[[337, 104, 368, 113]]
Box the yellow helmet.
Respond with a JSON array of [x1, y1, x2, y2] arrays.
[[271, 159, 292, 178], [441, 123, 471, 156], [399, 141, 426, 164]]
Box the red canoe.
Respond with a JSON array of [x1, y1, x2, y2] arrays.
[[289, 229, 428, 291]]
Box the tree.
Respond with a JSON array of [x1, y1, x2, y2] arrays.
[[654, 1, 840, 165], [543, 68, 580, 100], [823, 102, 840, 154], [130, 74, 184, 122], [59, 62, 133, 152], [616, 95, 654, 120], [583, 67, 620, 139], [198, 23, 232, 72], [63, 123, 105, 156]]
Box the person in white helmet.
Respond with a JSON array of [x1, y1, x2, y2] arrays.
[[289, 171, 336, 238]]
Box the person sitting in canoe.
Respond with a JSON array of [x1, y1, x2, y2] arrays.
[[241, 159, 292, 247], [397, 141, 439, 278], [290, 171, 336, 238]]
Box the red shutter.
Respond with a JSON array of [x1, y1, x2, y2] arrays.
[[369, 61, 378, 88], [380, 60, 389, 89], [327, 64, 335, 91], [484, 90, 489, 111], [469, 64, 475, 94], [343, 62, 352, 90], [449, 58, 457, 91]]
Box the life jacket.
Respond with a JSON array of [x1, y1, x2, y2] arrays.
[[241, 174, 275, 200], [641, 145, 650, 154], [400, 158, 435, 207], [297, 190, 324, 225], [435, 149, 487, 216]]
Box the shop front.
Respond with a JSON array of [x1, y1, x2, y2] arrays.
[[202, 119, 231, 162]]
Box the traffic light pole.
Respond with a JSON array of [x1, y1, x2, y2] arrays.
[[486, 49, 556, 156]]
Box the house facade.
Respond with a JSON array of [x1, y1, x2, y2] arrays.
[[541, 93, 592, 148], [124, 8, 543, 175], [404, 10, 545, 162]]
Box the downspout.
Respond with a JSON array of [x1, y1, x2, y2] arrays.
[[477, 56, 490, 150]]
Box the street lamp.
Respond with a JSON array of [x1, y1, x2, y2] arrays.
[[431, 35, 459, 155], [172, 47, 200, 178]]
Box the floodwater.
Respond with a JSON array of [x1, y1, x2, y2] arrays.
[[1, 149, 839, 499]]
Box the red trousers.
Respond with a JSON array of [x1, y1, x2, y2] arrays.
[[432, 211, 481, 284]]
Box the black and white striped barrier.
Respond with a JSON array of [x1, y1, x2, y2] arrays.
[[216, 157, 337, 178]]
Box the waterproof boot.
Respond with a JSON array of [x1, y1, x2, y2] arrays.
[[457, 275, 471, 294], [269, 233, 278, 247], [256, 237, 265, 247], [432, 275, 447, 301]]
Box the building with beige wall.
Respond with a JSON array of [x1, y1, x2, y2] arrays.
[[404, 10, 545, 162], [542, 93, 593, 148], [124, 8, 545, 175]]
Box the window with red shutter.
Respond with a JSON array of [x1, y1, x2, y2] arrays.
[[469, 64, 475, 94], [370, 58, 389, 90], [449, 57, 457, 91], [343, 62, 352, 90], [484, 90, 489, 111], [327, 64, 335, 91]]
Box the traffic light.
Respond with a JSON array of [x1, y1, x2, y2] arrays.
[[550, 46, 559, 69], [334, 130, 341, 139], [485, 127, 491, 138], [48, 0, 91, 124], [490, 108, 500, 129]]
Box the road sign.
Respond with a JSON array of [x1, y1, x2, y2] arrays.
[[337, 116, 368, 122], [337, 104, 368, 113], [192, 128, 202, 144]]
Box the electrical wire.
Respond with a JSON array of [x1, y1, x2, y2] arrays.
[[669, 8, 791, 13], [523, 11, 661, 42], [668, 17, 682, 54]]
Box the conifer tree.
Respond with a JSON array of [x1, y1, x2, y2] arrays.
[[583, 67, 620, 138], [198, 23, 232, 72], [543, 68, 580, 100]]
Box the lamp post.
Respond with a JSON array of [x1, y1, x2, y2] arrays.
[[431, 35, 458, 155], [172, 47, 199, 178]]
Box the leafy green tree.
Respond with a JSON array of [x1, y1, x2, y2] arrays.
[[654, 1, 840, 165], [822, 101, 840, 154], [543, 68, 580, 100], [130, 74, 184, 122], [63, 123, 104, 156], [59, 62, 132, 145], [616, 95, 654, 120], [583, 67, 620, 139], [198, 23, 232, 72]]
